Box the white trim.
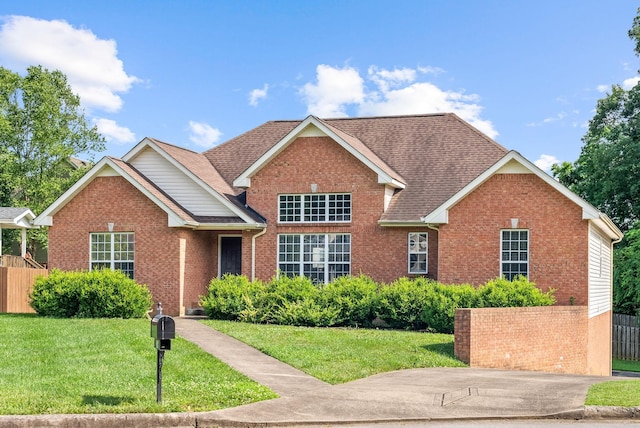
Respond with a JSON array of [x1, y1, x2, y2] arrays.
[[408, 232, 428, 274], [500, 229, 529, 279], [420, 151, 624, 241], [34, 157, 187, 228], [233, 117, 405, 189], [277, 193, 352, 224], [125, 138, 259, 224], [218, 234, 242, 278]]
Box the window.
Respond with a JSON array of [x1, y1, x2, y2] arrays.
[[278, 194, 351, 223], [501, 230, 528, 280], [278, 234, 351, 284], [90, 232, 135, 278], [408, 232, 428, 274]]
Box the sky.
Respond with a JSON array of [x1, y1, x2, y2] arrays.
[[1, 1, 639, 172]]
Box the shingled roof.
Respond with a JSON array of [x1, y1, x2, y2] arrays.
[[205, 113, 508, 223]]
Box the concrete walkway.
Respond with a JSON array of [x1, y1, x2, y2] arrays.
[[1, 317, 639, 427]]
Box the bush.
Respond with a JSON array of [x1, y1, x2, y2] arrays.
[[375, 277, 434, 330], [321, 275, 379, 327], [477, 276, 555, 307], [198, 274, 556, 333], [200, 274, 264, 320], [420, 283, 478, 333], [30, 269, 153, 318]]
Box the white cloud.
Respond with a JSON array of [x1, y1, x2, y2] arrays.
[[300, 64, 498, 138], [534, 154, 559, 172], [0, 15, 139, 112], [596, 84, 610, 93], [300, 64, 365, 117], [94, 118, 136, 144], [249, 84, 269, 106], [188, 121, 222, 148], [622, 76, 640, 90]]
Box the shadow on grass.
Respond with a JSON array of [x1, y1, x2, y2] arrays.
[[421, 341, 456, 359], [82, 395, 136, 406]]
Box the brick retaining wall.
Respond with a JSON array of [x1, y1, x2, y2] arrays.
[[454, 306, 609, 375]]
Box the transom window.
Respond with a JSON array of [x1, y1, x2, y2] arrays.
[[278, 194, 351, 223], [408, 232, 428, 274], [278, 234, 351, 284], [501, 230, 528, 280], [90, 232, 135, 278]]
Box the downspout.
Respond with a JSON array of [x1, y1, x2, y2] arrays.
[[251, 227, 267, 282]]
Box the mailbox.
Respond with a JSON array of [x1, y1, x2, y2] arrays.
[[151, 312, 175, 351]]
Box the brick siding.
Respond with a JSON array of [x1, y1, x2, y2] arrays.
[[48, 176, 216, 316], [244, 136, 436, 283], [454, 306, 610, 375], [439, 173, 589, 305]]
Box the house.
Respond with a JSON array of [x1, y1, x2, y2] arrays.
[[34, 114, 622, 324]]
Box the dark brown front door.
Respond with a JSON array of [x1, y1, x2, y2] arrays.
[[220, 236, 242, 276]]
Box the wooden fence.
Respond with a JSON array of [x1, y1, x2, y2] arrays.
[[612, 313, 640, 361], [0, 267, 48, 313]]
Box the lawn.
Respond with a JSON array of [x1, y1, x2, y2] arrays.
[[5, 313, 638, 414], [202, 319, 466, 384], [0, 314, 275, 415]]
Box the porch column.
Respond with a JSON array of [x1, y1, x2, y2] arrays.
[[21, 228, 27, 257]]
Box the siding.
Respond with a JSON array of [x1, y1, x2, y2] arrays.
[[588, 225, 611, 318], [130, 147, 236, 216]]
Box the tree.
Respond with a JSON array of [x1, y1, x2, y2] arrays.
[[0, 65, 105, 254], [552, 84, 640, 232], [552, 7, 640, 314]]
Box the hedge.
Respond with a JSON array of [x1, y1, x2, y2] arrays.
[[200, 274, 555, 333]]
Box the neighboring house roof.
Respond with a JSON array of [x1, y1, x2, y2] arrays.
[[0, 207, 37, 229]]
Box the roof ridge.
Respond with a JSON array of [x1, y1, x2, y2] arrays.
[[147, 137, 200, 154], [446, 114, 508, 153]]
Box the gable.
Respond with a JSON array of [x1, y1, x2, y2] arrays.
[[233, 117, 405, 189], [421, 151, 623, 242], [129, 146, 237, 217]]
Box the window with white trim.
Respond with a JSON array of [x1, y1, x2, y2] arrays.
[[501, 230, 528, 280], [408, 232, 428, 274], [278, 194, 351, 223], [278, 234, 351, 284], [90, 232, 135, 278]]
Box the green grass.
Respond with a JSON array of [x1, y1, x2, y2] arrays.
[[587, 380, 640, 407], [613, 358, 640, 372], [0, 314, 275, 415], [585, 359, 640, 406], [202, 320, 466, 384]]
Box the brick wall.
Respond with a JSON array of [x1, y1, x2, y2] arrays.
[[439, 174, 589, 305], [453, 306, 610, 375], [245, 136, 437, 283], [48, 176, 216, 316], [587, 311, 612, 376]]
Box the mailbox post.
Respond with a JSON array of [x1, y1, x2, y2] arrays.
[[150, 302, 175, 403]]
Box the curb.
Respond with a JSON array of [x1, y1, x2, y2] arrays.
[[2, 406, 640, 428]]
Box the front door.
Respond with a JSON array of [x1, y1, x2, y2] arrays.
[[220, 236, 242, 276]]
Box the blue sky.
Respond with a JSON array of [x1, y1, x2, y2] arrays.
[[1, 1, 638, 172]]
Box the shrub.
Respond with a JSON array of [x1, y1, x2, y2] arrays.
[[420, 283, 478, 333], [259, 275, 321, 324], [30, 269, 153, 318], [200, 274, 264, 320], [321, 275, 379, 327], [375, 277, 434, 330], [477, 276, 556, 307]]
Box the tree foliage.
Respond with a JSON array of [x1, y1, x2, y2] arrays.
[[552, 8, 640, 314], [0, 65, 105, 253]]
